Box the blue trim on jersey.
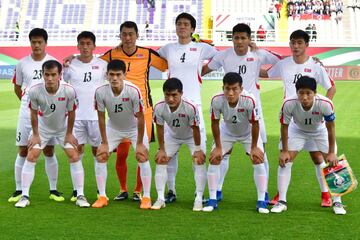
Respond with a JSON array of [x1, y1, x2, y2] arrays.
[[324, 113, 335, 122]]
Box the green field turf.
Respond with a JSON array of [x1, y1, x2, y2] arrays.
[[0, 80, 359, 239]]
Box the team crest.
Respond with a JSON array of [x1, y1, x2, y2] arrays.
[[58, 97, 65, 101], [178, 113, 186, 117], [237, 108, 245, 112], [190, 48, 197, 51], [122, 98, 130, 102], [92, 66, 99, 69], [304, 68, 312, 73], [247, 58, 254, 62]]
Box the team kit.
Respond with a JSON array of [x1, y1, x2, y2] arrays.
[[10, 12, 350, 215]]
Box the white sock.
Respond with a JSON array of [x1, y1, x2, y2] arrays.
[[218, 154, 230, 191], [95, 161, 107, 197], [315, 161, 328, 192], [21, 160, 36, 197], [278, 162, 293, 202], [71, 154, 83, 191], [14, 154, 26, 191], [263, 152, 270, 192], [155, 164, 167, 201], [333, 196, 342, 203], [207, 164, 220, 200], [70, 161, 85, 196], [253, 163, 267, 201], [45, 155, 58, 191], [167, 152, 178, 193], [193, 163, 206, 201], [139, 161, 152, 198]]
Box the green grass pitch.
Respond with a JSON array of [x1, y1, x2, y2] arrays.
[[0, 80, 359, 239]]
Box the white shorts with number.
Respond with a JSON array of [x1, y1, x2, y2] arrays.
[[164, 133, 206, 158], [32, 130, 72, 149], [15, 116, 32, 146], [73, 120, 101, 146], [107, 127, 149, 153]]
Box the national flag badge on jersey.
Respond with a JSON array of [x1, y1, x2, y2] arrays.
[[321, 154, 358, 197], [92, 65, 99, 69]]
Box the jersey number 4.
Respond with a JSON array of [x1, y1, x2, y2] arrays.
[[180, 53, 186, 63]]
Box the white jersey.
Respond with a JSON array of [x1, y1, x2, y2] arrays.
[[28, 81, 78, 134], [268, 56, 334, 98], [208, 48, 280, 101], [95, 81, 144, 132], [159, 41, 217, 104], [210, 89, 260, 138], [153, 98, 200, 139], [280, 94, 335, 133], [63, 57, 107, 120]]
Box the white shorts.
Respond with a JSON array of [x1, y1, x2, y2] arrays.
[[279, 124, 329, 153], [32, 130, 72, 150], [73, 120, 101, 146], [107, 127, 149, 153], [197, 104, 207, 145], [164, 133, 206, 158], [15, 116, 32, 146]]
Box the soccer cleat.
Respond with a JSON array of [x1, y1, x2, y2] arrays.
[[96, 191, 109, 200], [269, 192, 279, 205], [76, 195, 90, 208], [165, 190, 176, 203], [151, 199, 166, 210], [132, 192, 142, 202], [8, 190, 22, 202], [70, 190, 77, 202], [92, 196, 108, 208], [140, 197, 151, 209], [256, 200, 270, 214], [15, 195, 30, 208], [333, 202, 346, 215], [192, 200, 203, 212], [321, 192, 332, 207], [271, 201, 287, 213], [202, 199, 218, 212], [216, 190, 223, 202], [49, 190, 65, 202], [114, 192, 128, 201]]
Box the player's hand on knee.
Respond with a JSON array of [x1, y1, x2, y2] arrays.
[[209, 147, 222, 165], [136, 143, 148, 162], [250, 147, 264, 164], [65, 133, 78, 149], [326, 153, 338, 167], [193, 150, 206, 165], [28, 134, 41, 150], [155, 149, 168, 164], [279, 151, 290, 167], [96, 143, 110, 161]]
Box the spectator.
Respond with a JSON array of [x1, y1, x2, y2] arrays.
[[256, 25, 266, 41], [305, 23, 312, 38], [312, 24, 317, 42]]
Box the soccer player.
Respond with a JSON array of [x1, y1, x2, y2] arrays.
[[15, 60, 88, 208], [10, 28, 62, 203], [158, 12, 217, 203], [63, 31, 107, 201], [261, 30, 337, 207], [202, 23, 281, 202], [92, 60, 152, 209], [203, 72, 268, 213], [151, 78, 206, 211], [271, 76, 345, 215]]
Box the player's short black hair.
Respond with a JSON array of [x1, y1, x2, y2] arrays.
[[232, 23, 251, 37], [223, 72, 243, 86], [77, 31, 96, 44], [175, 12, 196, 29], [29, 28, 48, 42], [42, 60, 62, 74], [163, 78, 183, 93], [290, 29, 310, 43], [107, 59, 126, 73], [120, 21, 139, 34], [295, 76, 317, 92]]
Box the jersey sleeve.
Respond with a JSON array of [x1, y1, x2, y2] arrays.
[[130, 86, 144, 114], [158, 45, 168, 59], [258, 49, 281, 65], [187, 103, 200, 127], [149, 49, 168, 72], [28, 87, 39, 110], [13, 62, 23, 86], [321, 99, 335, 122], [201, 43, 217, 60], [153, 103, 164, 125], [279, 100, 293, 124], [94, 88, 106, 112], [267, 61, 282, 78], [210, 95, 222, 120], [207, 51, 223, 70], [100, 49, 112, 63], [245, 95, 260, 123], [315, 64, 334, 91], [66, 86, 78, 112]]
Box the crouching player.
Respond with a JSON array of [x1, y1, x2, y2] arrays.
[[93, 60, 152, 209], [203, 72, 269, 213], [15, 60, 88, 208], [151, 78, 206, 211], [271, 76, 346, 215]]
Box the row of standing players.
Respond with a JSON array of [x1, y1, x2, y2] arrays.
[[10, 12, 346, 214]]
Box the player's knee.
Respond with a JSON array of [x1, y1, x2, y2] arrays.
[[43, 145, 55, 157], [26, 150, 39, 162], [137, 158, 148, 163], [209, 159, 220, 165], [77, 144, 84, 154], [91, 146, 97, 156], [18, 146, 28, 157], [96, 155, 108, 163], [310, 151, 324, 164]]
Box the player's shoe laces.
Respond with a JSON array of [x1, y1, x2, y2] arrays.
[[270, 200, 287, 213], [216, 191, 223, 202], [192, 199, 203, 212], [49, 190, 65, 202], [8, 190, 22, 202], [92, 196, 108, 208], [269, 192, 279, 205], [114, 191, 128, 201], [70, 190, 77, 202], [15, 195, 30, 208], [256, 200, 270, 214], [333, 202, 346, 215], [132, 192, 142, 202], [202, 199, 218, 212], [151, 199, 166, 210], [140, 197, 151, 209], [76, 195, 90, 208], [165, 190, 176, 203], [321, 192, 332, 207]]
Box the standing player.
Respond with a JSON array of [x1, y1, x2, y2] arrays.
[[261, 30, 337, 207], [271, 76, 345, 215], [63, 31, 107, 201], [202, 23, 281, 201], [10, 28, 62, 203], [203, 72, 268, 213], [92, 60, 152, 209], [158, 12, 217, 202], [151, 78, 206, 211], [15, 60, 88, 208]]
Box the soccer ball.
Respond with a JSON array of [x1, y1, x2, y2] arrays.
[[334, 174, 345, 187]]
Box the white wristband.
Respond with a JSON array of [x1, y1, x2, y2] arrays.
[[194, 145, 202, 152]]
